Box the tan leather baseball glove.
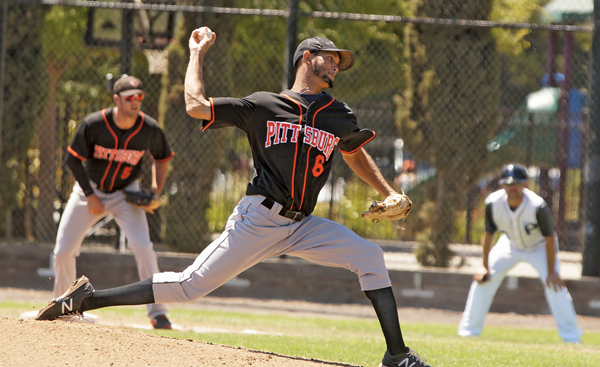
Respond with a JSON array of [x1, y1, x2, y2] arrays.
[[361, 190, 412, 222]]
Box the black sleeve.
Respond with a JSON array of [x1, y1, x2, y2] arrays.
[[66, 153, 94, 197], [337, 128, 375, 154], [484, 203, 497, 234], [69, 117, 93, 159], [335, 102, 375, 154], [536, 202, 555, 236], [203, 96, 257, 131], [149, 126, 174, 161]]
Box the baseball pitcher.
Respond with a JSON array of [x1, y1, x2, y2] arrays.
[[37, 29, 428, 367]]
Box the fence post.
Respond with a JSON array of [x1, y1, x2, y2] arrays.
[[556, 31, 573, 248], [0, 1, 6, 237], [0, 0, 6, 174], [121, 3, 134, 76], [283, 0, 299, 90], [582, 0, 600, 277]]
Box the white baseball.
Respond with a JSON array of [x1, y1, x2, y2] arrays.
[[202, 27, 213, 41]]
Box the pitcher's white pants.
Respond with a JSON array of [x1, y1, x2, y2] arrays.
[[53, 181, 168, 318], [152, 195, 392, 303], [458, 234, 582, 343]]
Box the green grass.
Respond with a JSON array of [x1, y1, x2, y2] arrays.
[[3, 301, 599, 367]]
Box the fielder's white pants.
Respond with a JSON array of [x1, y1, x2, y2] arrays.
[[458, 234, 582, 343], [53, 181, 168, 318], [152, 195, 392, 303]]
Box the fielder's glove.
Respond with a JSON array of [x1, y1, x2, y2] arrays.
[[124, 189, 162, 213], [361, 190, 412, 222]]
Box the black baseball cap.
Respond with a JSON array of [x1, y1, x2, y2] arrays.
[[114, 75, 145, 96], [499, 163, 528, 185], [293, 36, 355, 72]]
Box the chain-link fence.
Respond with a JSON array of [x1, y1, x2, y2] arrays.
[[0, 0, 595, 269]]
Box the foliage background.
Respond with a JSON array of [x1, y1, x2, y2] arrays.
[[0, 0, 593, 267]]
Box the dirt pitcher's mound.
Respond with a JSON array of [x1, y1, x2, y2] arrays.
[[0, 317, 357, 367]]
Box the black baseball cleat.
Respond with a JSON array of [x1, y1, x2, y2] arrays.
[[151, 314, 172, 329], [380, 347, 432, 367], [35, 276, 95, 321]]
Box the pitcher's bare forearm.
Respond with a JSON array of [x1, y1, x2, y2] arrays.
[[185, 28, 215, 120], [342, 148, 396, 197], [185, 50, 211, 120]]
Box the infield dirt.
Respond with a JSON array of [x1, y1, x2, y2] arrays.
[[1, 287, 600, 367]]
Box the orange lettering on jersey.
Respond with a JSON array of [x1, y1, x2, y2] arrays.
[[264, 121, 339, 160], [310, 128, 320, 147], [265, 121, 276, 148], [93, 145, 103, 159], [130, 151, 145, 165], [324, 137, 339, 160], [280, 122, 291, 143], [93, 145, 145, 165], [273, 121, 282, 144], [290, 124, 301, 142], [317, 131, 329, 151], [303, 126, 313, 144]]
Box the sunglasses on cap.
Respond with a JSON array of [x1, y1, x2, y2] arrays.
[[122, 93, 145, 102]]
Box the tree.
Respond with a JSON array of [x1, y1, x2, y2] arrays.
[[0, 3, 46, 239], [34, 6, 118, 242], [398, 0, 500, 266], [35, 6, 90, 242], [160, 0, 410, 251], [161, 1, 238, 252]]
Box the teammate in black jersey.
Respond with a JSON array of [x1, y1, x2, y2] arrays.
[[52, 75, 174, 329]]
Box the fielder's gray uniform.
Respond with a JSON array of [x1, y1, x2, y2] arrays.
[[152, 91, 392, 303], [458, 188, 583, 342], [54, 108, 173, 319]]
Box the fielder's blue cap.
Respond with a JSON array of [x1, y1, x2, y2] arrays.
[[499, 163, 528, 185]]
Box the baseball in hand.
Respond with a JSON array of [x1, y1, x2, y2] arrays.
[[201, 27, 213, 41]]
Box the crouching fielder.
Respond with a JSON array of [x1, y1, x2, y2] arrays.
[[458, 163, 582, 343]]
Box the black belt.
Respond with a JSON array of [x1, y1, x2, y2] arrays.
[[97, 187, 116, 194], [261, 197, 305, 222]]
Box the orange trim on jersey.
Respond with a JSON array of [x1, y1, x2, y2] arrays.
[[338, 130, 376, 154], [283, 94, 303, 210], [67, 146, 87, 162], [99, 109, 119, 190], [298, 97, 335, 210], [109, 112, 145, 190], [155, 151, 175, 162], [201, 97, 216, 131]]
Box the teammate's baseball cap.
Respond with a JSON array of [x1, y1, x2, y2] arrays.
[[499, 163, 528, 185], [293, 36, 355, 71], [114, 75, 145, 96]]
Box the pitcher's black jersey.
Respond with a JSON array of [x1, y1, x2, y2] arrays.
[[68, 108, 174, 192], [202, 90, 375, 215]]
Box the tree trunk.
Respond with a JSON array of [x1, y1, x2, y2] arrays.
[[35, 71, 60, 243]]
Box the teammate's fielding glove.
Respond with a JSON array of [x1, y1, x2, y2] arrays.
[[124, 189, 162, 214], [361, 190, 412, 222]]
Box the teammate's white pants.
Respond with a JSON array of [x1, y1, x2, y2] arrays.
[[53, 181, 168, 318], [153, 195, 391, 303], [458, 234, 582, 343]]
